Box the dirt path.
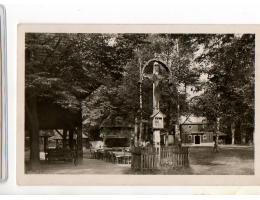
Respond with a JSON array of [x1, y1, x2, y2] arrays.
[[27, 158, 131, 174], [26, 145, 254, 175]]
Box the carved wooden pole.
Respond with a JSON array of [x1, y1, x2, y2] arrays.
[[152, 62, 162, 167]]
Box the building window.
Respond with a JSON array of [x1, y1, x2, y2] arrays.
[[203, 135, 207, 140]]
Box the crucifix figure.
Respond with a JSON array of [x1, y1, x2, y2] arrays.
[[143, 61, 166, 112]]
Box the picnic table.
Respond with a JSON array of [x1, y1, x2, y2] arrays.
[[112, 151, 131, 164], [92, 149, 104, 160], [91, 148, 131, 164]]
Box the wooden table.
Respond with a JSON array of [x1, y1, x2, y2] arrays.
[[112, 152, 131, 164]]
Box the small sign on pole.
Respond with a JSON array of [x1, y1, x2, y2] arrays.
[[151, 111, 165, 129]]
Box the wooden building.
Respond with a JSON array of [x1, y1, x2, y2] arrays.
[[100, 116, 134, 148], [180, 122, 214, 144], [25, 101, 84, 168], [180, 115, 226, 145]]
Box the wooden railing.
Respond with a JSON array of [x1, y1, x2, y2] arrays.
[[131, 146, 189, 171]]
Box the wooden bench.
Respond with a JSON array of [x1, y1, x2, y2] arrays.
[[46, 148, 74, 163]]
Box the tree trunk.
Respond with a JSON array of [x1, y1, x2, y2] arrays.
[[231, 121, 235, 145], [69, 129, 74, 150], [76, 125, 83, 164], [165, 132, 169, 147], [184, 83, 187, 99], [139, 119, 143, 145], [213, 118, 220, 153], [43, 136, 48, 156], [235, 121, 241, 144], [63, 129, 68, 148], [134, 117, 138, 146], [240, 123, 246, 145], [26, 95, 40, 170]]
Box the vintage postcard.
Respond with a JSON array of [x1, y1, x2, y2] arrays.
[[17, 24, 260, 186]]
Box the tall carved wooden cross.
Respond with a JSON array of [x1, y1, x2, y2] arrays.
[[143, 60, 170, 156]]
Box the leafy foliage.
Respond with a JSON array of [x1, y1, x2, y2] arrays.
[[194, 34, 255, 142], [26, 33, 255, 144], [25, 33, 142, 112]]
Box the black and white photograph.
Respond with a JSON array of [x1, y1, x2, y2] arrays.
[[22, 28, 255, 177]]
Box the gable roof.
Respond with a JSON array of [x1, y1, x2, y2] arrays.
[[150, 110, 166, 118], [180, 115, 207, 124]]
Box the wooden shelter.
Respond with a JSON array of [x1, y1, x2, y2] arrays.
[[100, 115, 134, 148], [25, 101, 84, 165]]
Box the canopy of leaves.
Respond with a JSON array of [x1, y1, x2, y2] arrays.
[[82, 34, 203, 133], [25, 33, 145, 113], [194, 34, 255, 129], [26, 33, 255, 140]]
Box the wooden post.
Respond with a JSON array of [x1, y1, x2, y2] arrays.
[[63, 129, 68, 149], [56, 140, 58, 148], [26, 95, 40, 170], [153, 130, 160, 168], [216, 117, 220, 145], [43, 136, 48, 157], [165, 132, 169, 147], [152, 62, 161, 167], [139, 121, 143, 146], [69, 129, 74, 150]]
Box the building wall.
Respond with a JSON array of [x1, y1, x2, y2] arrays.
[[181, 124, 200, 134], [181, 124, 214, 144]]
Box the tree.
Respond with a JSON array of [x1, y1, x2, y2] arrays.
[[81, 34, 203, 143], [143, 34, 201, 132], [195, 34, 255, 144], [80, 34, 150, 139], [25, 33, 145, 168]]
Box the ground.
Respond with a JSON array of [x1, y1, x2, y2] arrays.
[[25, 145, 254, 175], [187, 145, 254, 175]]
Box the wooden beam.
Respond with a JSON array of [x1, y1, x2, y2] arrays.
[[55, 129, 63, 137]]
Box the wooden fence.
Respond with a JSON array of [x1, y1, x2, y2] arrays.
[[160, 146, 189, 167], [131, 146, 189, 171]]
